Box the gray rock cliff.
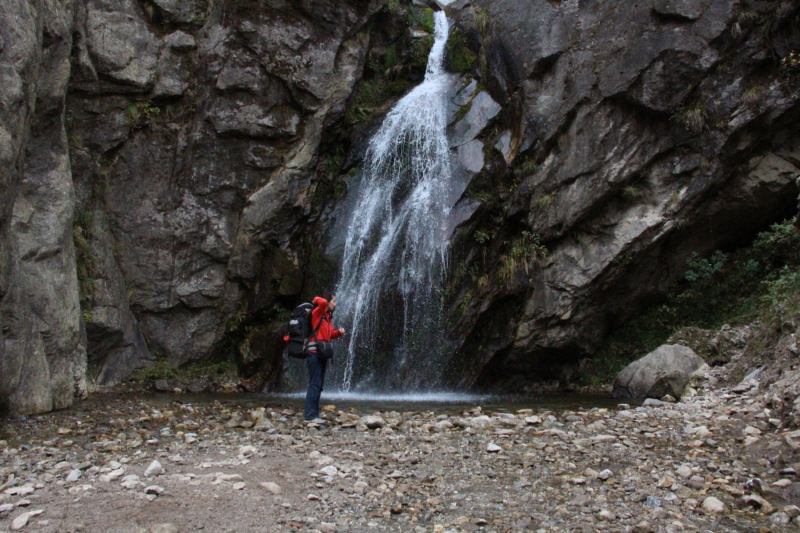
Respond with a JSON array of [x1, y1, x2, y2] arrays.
[[441, 0, 800, 389]]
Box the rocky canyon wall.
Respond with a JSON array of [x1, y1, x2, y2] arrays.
[[440, 0, 800, 389], [2, 0, 800, 412]]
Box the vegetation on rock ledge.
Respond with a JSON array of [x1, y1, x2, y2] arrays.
[[580, 220, 800, 386]]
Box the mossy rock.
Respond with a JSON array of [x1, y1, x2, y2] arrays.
[[446, 28, 477, 73]]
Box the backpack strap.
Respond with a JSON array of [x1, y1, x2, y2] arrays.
[[308, 313, 326, 344]]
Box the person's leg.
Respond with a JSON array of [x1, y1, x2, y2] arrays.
[[315, 357, 328, 416], [304, 354, 323, 420]]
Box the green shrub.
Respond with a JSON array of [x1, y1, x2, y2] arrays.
[[73, 210, 98, 314], [384, 44, 399, 70], [498, 231, 547, 283], [454, 100, 472, 123], [685, 251, 728, 282], [474, 229, 496, 244]]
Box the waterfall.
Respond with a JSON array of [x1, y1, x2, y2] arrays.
[[335, 11, 453, 392]]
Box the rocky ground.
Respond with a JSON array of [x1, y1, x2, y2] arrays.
[[2, 364, 800, 533]]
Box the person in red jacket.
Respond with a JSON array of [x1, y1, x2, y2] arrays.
[[304, 291, 345, 422]]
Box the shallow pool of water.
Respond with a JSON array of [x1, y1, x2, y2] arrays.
[[65, 390, 635, 416]]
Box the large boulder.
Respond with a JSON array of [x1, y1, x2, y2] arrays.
[[612, 345, 704, 400]]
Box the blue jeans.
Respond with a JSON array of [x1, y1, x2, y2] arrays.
[[304, 353, 328, 420]]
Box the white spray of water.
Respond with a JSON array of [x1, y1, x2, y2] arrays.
[[336, 12, 453, 391]]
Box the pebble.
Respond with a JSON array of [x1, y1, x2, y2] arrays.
[[144, 485, 164, 496], [239, 445, 257, 457], [260, 482, 282, 494], [359, 416, 385, 429], [145, 460, 163, 477], [150, 525, 178, 533], [702, 497, 725, 514], [10, 509, 43, 531], [486, 443, 501, 453]]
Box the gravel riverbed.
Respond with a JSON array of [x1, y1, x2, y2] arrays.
[[1, 368, 799, 533]]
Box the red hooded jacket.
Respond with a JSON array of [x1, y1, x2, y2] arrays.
[[310, 297, 342, 342]]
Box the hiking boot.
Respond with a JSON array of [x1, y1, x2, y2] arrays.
[[305, 417, 326, 424]]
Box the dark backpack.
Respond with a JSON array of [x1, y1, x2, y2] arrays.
[[285, 303, 326, 359]]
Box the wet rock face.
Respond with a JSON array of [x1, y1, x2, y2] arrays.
[[441, 0, 800, 387]]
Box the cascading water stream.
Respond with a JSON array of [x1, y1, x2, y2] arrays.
[[334, 11, 453, 392]]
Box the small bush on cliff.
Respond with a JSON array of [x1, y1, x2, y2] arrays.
[[73, 210, 98, 314], [498, 231, 547, 284], [673, 102, 707, 132]]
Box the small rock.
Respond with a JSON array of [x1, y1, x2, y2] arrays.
[[100, 468, 125, 483], [232, 482, 246, 490], [773, 479, 792, 488], [154, 380, 171, 392], [739, 494, 773, 514], [320, 465, 338, 477], [239, 446, 257, 457], [677, 465, 693, 478], [785, 505, 800, 518], [65, 470, 82, 483], [307, 494, 321, 501], [661, 395, 676, 403], [150, 525, 178, 533], [358, 416, 385, 429], [772, 512, 791, 525], [688, 475, 706, 490], [144, 485, 164, 496], [486, 443, 502, 453], [145, 460, 163, 477], [597, 509, 615, 520], [317, 523, 336, 533], [597, 469, 613, 481], [702, 496, 725, 514], [632, 521, 654, 533], [644, 496, 661, 509], [260, 482, 282, 494], [11, 510, 43, 531], [744, 478, 763, 493]]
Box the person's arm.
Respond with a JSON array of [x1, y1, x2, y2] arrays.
[[311, 297, 327, 330], [330, 327, 343, 339]]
